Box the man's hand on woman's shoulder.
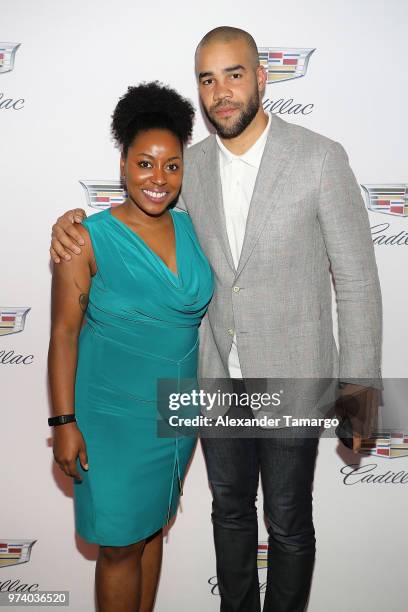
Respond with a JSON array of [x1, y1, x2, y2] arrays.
[[50, 208, 87, 263]]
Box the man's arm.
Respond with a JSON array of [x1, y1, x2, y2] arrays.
[[50, 197, 187, 264], [50, 208, 87, 263], [317, 141, 383, 386], [50, 180, 189, 264]]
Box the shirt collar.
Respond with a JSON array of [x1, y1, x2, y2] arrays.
[[216, 112, 271, 169]]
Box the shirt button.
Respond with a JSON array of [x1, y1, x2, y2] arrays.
[[228, 328, 234, 336], [233, 286, 240, 293]]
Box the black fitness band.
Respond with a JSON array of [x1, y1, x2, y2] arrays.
[[48, 414, 77, 426]]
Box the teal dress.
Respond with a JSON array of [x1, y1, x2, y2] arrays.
[[73, 207, 213, 546]]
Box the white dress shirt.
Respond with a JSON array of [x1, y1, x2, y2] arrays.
[[216, 113, 271, 378]]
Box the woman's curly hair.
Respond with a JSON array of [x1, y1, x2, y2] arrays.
[[111, 81, 195, 155]]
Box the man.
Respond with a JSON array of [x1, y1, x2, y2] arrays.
[[49, 27, 382, 612]]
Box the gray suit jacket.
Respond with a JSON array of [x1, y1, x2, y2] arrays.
[[177, 113, 382, 419]]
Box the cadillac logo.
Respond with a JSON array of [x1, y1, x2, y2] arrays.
[[359, 432, 408, 459], [0, 541, 36, 568], [0, 43, 21, 74], [258, 47, 315, 83], [0, 308, 30, 336], [362, 184, 408, 217], [257, 541, 268, 569], [80, 180, 125, 210]]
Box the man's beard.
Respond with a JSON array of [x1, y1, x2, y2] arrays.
[[203, 87, 260, 139]]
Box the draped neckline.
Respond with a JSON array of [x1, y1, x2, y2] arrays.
[[107, 207, 180, 285]]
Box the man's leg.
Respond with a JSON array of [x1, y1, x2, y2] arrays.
[[259, 431, 319, 612], [201, 399, 261, 612]]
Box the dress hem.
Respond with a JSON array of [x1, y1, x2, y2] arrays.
[[75, 510, 178, 547]]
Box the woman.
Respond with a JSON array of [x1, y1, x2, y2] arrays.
[[48, 82, 214, 612]]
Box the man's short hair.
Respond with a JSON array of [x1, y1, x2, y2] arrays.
[[195, 26, 260, 70]]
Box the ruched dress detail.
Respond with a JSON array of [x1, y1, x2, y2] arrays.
[[73, 207, 213, 546]]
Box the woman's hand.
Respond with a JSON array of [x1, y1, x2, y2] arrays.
[[53, 422, 89, 481]]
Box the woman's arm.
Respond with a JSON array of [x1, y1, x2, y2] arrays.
[[48, 223, 95, 481]]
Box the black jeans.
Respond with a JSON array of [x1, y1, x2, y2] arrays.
[[201, 380, 319, 612]]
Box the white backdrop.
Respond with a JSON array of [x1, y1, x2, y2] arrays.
[[1, 0, 408, 610]]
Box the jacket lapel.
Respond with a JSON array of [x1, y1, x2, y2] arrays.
[[235, 114, 296, 279], [198, 137, 236, 272]]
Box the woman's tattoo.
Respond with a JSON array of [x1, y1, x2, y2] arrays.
[[79, 293, 89, 312]]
